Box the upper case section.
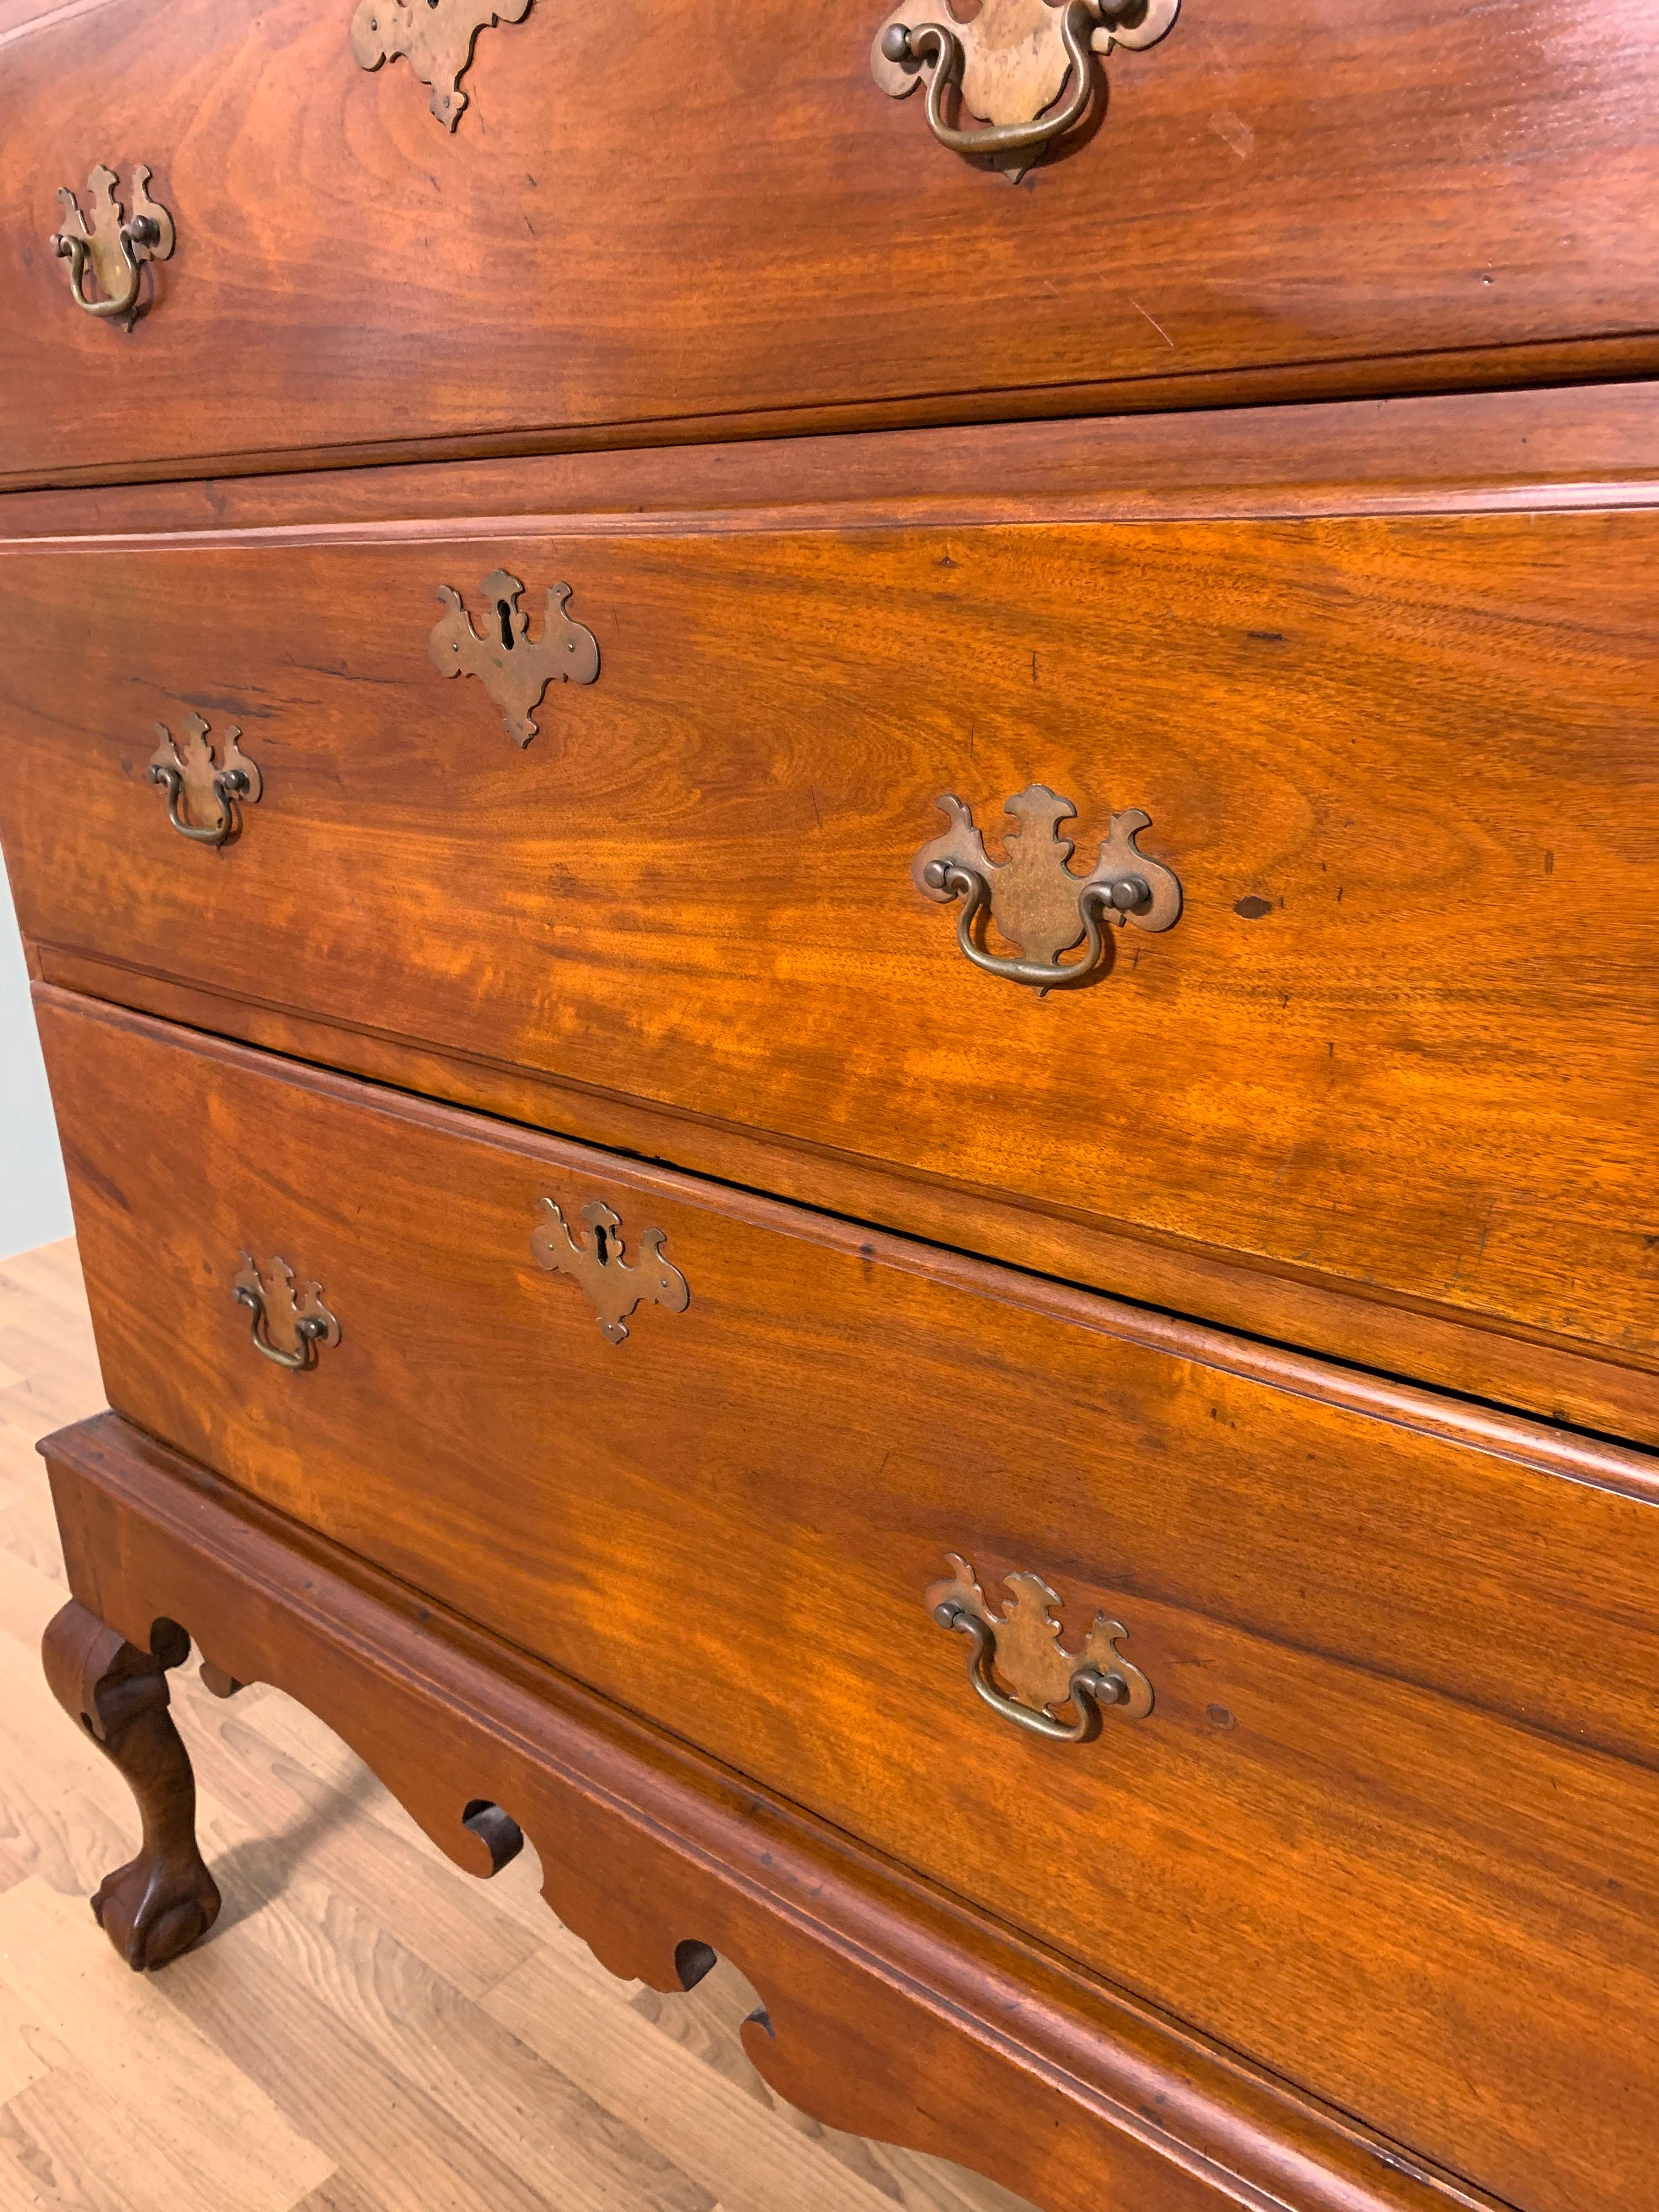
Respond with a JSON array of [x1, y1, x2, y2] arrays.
[[6, 0, 1659, 487], [4, 389, 1658, 1443]]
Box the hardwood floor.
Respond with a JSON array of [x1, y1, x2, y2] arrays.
[[0, 1238, 1032, 2212]]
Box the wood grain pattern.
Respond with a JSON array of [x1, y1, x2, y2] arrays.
[[35, 991, 1659, 2212], [4, 500, 1657, 1383], [32, 943, 1659, 1453], [44, 1403, 1527, 2212], [0, 1239, 1034, 2212], [4, 0, 1659, 486]]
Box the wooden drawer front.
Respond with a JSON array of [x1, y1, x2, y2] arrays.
[[4, 507, 1657, 1382], [40, 989, 1659, 2212], [7, 0, 1659, 487]]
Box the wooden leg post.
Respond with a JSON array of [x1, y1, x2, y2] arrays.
[[41, 1599, 221, 1971]]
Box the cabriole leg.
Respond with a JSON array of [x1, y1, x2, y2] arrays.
[[41, 1599, 220, 1970]]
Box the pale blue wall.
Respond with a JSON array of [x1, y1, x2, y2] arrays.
[[0, 867, 72, 1261]]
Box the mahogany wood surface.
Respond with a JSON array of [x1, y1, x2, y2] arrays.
[[43, 1407, 1526, 2212], [41, 939, 1659, 1454], [6, 0, 1659, 487], [35, 988, 1659, 2212], [3, 498, 1657, 1389]]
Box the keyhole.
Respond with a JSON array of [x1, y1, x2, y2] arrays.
[[593, 1224, 610, 1266], [497, 599, 514, 651]]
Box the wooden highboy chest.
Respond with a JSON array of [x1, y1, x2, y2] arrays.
[[2, 5, 1658, 2208]]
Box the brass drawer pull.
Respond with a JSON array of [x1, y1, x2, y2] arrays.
[[872, 0, 1179, 180], [149, 717, 262, 847], [914, 782, 1180, 995], [52, 165, 174, 319], [430, 571, 601, 747], [351, 0, 531, 132], [233, 1258, 340, 1372], [927, 1554, 1152, 1743]]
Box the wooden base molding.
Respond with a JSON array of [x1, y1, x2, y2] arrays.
[[40, 1411, 1508, 2212]]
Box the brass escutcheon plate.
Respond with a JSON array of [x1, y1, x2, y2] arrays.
[[530, 1198, 688, 1345], [351, 0, 532, 129], [430, 571, 601, 746]]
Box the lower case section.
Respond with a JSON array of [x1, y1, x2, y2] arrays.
[[40, 1412, 1503, 2212]]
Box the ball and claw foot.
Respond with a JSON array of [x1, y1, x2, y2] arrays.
[[42, 1600, 222, 1972], [91, 1841, 221, 1972]]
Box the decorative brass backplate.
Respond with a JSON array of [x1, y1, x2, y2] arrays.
[[232, 1257, 340, 1372], [926, 1553, 1152, 1743], [51, 164, 175, 318], [350, 0, 531, 130], [531, 1198, 688, 1345], [872, 0, 1180, 180], [429, 571, 601, 747], [149, 715, 263, 847], [914, 782, 1180, 994]]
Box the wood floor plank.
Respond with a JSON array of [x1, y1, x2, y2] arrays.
[[290, 2177, 385, 2212], [0, 1971, 68, 2106], [164, 1919, 696, 2212], [485, 1939, 1008, 2212], [218, 1866, 718, 2212], [0, 2058, 260, 2212], [0, 1642, 144, 1908], [0, 1880, 333, 2211]]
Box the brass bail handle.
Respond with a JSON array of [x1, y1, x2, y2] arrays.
[[148, 717, 263, 848], [51, 164, 175, 320], [912, 785, 1182, 996], [237, 1287, 329, 1370], [880, 5, 1096, 159], [926, 1555, 1155, 1745], [923, 857, 1146, 993], [149, 761, 253, 846], [874, 0, 1180, 171], [56, 216, 159, 318], [232, 1258, 340, 1373], [935, 1600, 1125, 1742]]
